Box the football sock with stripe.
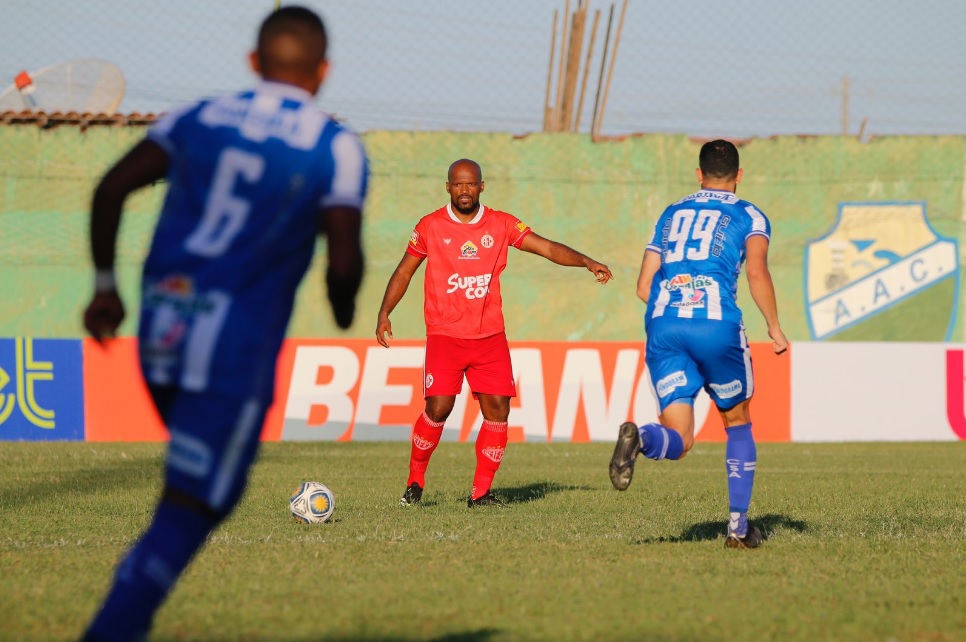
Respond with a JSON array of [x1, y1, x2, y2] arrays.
[[725, 422, 757, 536], [471, 420, 508, 500], [83, 500, 217, 642], [640, 422, 685, 460], [407, 412, 445, 488]]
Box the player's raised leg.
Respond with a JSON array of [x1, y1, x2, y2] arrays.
[[609, 402, 691, 491], [608, 421, 642, 491], [643, 402, 691, 461], [612, 324, 700, 490]]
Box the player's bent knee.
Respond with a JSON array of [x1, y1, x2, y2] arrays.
[[718, 399, 752, 427], [677, 436, 695, 458]]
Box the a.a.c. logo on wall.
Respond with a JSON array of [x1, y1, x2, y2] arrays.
[[0, 338, 84, 440], [804, 202, 958, 341]]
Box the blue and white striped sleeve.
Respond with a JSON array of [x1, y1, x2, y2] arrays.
[[645, 217, 663, 254], [144, 102, 195, 157], [320, 130, 368, 210], [744, 203, 771, 241]]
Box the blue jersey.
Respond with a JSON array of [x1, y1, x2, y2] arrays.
[[139, 81, 368, 401], [644, 189, 770, 327]]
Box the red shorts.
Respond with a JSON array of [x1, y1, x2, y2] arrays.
[[423, 332, 516, 398]]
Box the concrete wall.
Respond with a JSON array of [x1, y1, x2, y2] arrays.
[[2, 127, 963, 342]]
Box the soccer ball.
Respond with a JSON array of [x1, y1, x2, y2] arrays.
[[289, 481, 335, 524]]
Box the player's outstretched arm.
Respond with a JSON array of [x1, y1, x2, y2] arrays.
[[636, 249, 661, 303], [319, 205, 365, 329], [745, 235, 788, 355], [519, 232, 613, 283], [84, 139, 169, 343], [375, 253, 424, 348]]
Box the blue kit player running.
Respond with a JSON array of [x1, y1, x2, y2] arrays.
[[80, 7, 368, 640], [609, 139, 788, 549]]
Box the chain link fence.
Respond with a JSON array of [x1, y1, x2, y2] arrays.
[[2, 0, 966, 341], [3, 0, 965, 138]]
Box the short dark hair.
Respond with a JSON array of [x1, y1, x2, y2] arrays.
[[257, 6, 328, 69], [698, 139, 740, 180]]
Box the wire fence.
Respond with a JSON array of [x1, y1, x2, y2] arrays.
[[2, 0, 966, 138]]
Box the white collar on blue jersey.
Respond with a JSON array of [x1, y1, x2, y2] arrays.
[[253, 80, 315, 103], [446, 203, 485, 224]]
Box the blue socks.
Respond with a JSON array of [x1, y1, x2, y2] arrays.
[[636, 421, 757, 537], [639, 423, 685, 460], [725, 422, 756, 535], [84, 501, 217, 642]]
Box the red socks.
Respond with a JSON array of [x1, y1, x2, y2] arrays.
[[407, 412, 445, 487], [408, 415, 509, 500], [471, 420, 508, 500]]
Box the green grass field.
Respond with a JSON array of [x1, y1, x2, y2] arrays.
[[2, 441, 965, 642]]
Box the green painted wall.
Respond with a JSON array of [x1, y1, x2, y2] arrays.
[[1, 127, 963, 342]]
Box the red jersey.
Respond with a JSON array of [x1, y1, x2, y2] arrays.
[[406, 204, 532, 339]]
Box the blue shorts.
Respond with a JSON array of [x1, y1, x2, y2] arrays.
[[150, 385, 268, 514], [644, 317, 754, 412]]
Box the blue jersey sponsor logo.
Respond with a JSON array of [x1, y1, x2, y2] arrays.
[[665, 274, 715, 291], [665, 274, 715, 308], [709, 379, 743, 399], [0, 338, 84, 441], [655, 370, 688, 398]]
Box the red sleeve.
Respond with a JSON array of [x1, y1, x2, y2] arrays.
[[508, 216, 532, 249], [406, 218, 428, 257]]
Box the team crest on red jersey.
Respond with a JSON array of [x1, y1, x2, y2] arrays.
[[460, 241, 479, 259], [481, 234, 494, 248]]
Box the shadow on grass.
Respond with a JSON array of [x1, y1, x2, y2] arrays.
[[152, 628, 502, 642], [0, 454, 160, 509], [633, 513, 809, 544], [499, 480, 594, 504], [395, 480, 589, 508]]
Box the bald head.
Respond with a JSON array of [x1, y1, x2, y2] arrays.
[[254, 6, 328, 92], [448, 159, 482, 183]]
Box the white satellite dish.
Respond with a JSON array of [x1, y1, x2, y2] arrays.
[[0, 59, 126, 114]]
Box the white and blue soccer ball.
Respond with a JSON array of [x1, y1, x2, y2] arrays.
[[289, 481, 335, 524]]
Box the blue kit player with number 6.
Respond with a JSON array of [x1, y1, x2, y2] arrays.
[[608, 139, 788, 549], [80, 7, 368, 641]]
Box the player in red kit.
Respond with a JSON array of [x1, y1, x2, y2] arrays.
[[376, 159, 613, 507]]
